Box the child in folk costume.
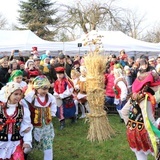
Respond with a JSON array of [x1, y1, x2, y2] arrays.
[[0, 82, 32, 160], [9, 69, 28, 93], [70, 69, 81, 119], [121, 71, 160, 160], [54, 67, 76, 130], [77, 66, 90, 119], [113, 67, 128, 122], [24, 75, 57, 160]]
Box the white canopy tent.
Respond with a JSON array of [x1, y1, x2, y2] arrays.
[[74, 30, 160, 53], [0, 30, 65, 52], [0, 30, 160, 56]]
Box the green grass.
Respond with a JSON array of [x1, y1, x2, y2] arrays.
[[27, 114, 155, 160]]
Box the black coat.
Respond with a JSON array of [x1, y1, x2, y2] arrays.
[[0, 66, 9, 89]]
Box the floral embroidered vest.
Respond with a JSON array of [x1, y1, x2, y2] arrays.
[[26, 95, 52, 127], [0, 103, 23, 141]]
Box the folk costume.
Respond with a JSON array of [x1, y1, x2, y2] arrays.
[[54, 67, 76, 129], [70, 69, 81, 118], [121, 71, 160, 160], [9, 69, 28, 92], [77, 66, 90, 119], [0, 82, 32, 160], [113, 67, 128, 121], [24, 75, 57, 160]]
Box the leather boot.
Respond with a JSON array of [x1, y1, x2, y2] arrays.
[[71, 116, 77, 123]]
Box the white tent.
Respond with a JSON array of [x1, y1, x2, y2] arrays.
[[0, 30, 65, 52], [0, 30, 160, 55], [74, 30, 160, 53]]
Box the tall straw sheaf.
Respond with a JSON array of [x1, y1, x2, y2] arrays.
[[84, 49, 115, 142]]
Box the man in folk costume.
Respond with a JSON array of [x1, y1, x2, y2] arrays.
[[54, 67, 76, 130], [113, 66, 128, 122], [121, 70, 160, 160]]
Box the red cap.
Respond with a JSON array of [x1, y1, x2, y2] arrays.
[[55, 67, 65, 73]]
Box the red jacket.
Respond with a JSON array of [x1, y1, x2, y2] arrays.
[[105, 73, 115, 97]]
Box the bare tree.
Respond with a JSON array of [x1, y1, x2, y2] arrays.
[[142, 23, 160, 43], [59, 0, 128, 34], [57, 0, 146, 41], [0, 13, 7, 29], [120, 9, 146, 39]]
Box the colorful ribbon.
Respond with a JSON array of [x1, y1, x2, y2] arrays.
[[144, 94, 158, 158]]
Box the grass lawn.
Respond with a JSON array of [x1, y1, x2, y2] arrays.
[[28, 114, 155, 160]]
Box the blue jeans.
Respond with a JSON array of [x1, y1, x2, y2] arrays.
[[105, 96, 114, 105]]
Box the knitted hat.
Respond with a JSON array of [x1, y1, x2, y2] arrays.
[[4, 82, 22, 102], [73, 60, 80, 66], [18, 61, 25, 66], [32, 75, 50, 89], [9, 70, 23, 82], [25, 60, 34, 69], [58, 54, 65, 59]]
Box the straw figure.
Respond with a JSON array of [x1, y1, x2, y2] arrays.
[[84, 31, 115, 142]]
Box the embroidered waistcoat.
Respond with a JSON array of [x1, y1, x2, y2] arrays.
[[0, 103, 23, 141], [27, 98, 52, 127]]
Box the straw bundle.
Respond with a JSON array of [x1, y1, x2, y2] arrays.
[[85, 50, 115, 142]]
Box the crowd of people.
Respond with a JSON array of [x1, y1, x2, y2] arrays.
[[1, 47, 160, 160]]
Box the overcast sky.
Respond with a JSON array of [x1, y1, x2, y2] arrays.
[[0, 0, 160, 30]]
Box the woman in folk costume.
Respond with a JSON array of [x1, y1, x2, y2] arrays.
[[121, 70, 160, 160], [24, 75, 57, 160], [0, 82, 32, 160], [77, 66, 90, 119], [113, 66, 128, 122], [54, 67, 76, 130], [9, 69, 28, 93]]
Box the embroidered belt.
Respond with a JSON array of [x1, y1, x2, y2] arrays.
[[127, 119, 144, 131]]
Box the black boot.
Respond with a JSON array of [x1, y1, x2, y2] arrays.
[[71, 116, 77, 123], [60, 119, 65, 130], [24, 154, 28, 160]]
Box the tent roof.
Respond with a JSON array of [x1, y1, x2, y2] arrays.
[[0, 30, 64, 52], [0, 30, 160, 54], [75, 30, 160, 52]]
